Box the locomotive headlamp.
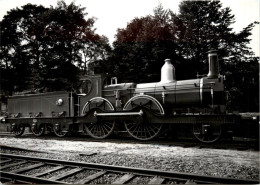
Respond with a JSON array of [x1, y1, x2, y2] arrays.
[[56, 98, 63, 106]]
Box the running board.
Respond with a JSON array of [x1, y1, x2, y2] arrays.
[[94, 110, 143, 117]]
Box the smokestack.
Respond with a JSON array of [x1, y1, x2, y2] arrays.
[[160, 59, 176, 83], [207, 50, 219, 78]]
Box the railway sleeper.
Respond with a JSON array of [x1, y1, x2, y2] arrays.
[[1, 153, 259, 184]]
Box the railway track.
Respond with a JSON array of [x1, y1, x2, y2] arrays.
[[0, 153, 258, 184]]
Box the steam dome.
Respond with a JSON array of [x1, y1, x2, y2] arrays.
[[160, 59, 176, 83]]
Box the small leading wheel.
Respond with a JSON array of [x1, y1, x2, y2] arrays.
[[192, 123, 222, 143], [13, 125, 25, 136], [84, 121, 115, 139], [53, 123, 68, 137], [124, 121, 162, 141], [31, 124, 45, 136]]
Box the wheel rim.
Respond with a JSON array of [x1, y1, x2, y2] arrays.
[[31, 124, 45, 136], [53, 123, 68, 137], [192, 123, 221, 143], [84, 121, 115, 139], [13, 125, 25, 136], [124, 121, 162, 140]]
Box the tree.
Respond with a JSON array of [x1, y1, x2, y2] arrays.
[[0, 4, 48, 93], [81, 35, 111, 75], [173, 0, 259, 73], [174, 0, 259, 111], [31, 1, 110, 91], [0, 1, 110, 93], [110, 4, 178, 83]]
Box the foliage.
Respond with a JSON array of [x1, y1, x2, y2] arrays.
[[108, 4, 179, 83], [0, 1, 110, 94], [1, 4, 47, 93], [174, 1, 258, 75]]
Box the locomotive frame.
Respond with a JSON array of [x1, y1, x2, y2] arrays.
[[2, 50, 242, 143]]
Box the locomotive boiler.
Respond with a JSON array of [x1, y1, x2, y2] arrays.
[[3, 50, 238, 143]]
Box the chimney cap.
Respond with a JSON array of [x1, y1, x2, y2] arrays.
[[208, 49, 217, 54]]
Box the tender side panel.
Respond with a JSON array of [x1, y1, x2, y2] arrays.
[[8, 91, 71, 117]]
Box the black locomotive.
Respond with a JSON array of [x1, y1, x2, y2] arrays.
[[1, 50, 243, 143]]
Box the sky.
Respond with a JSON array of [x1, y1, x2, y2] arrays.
[[0, 0, 259, 57]]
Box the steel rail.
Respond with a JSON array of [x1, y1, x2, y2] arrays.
[[0, 171, 66, 184], [0, 153, 259, 184]]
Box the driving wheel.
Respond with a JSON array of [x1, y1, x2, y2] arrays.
[[82, 97, 116, 139]]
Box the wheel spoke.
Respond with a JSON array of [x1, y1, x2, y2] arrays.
[[127, 124, 136, 131], [101, 124, 107, 135], [103, 123, 112, 134], [132, 125, 139, 134], [97, 125, 102, 135], [94, 125, 99, 136], [89, 124, 95, 132], [143, 126, 148, 138], [103, 123, 111, 133], [146, 126, 153, 138], [125, 121, 162, 141], [137, 126, 142, 138], [98, 125, 102, 136], [84, 121, 115, 139]]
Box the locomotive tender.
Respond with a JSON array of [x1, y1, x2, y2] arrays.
[[3, 50, 238, 143]]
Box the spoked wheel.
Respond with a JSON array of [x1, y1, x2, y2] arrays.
[[82, 98, 116, 139], [31, 124, 45, 136], [123, 95, 164, 141], [53, 123, 68, 137], [124, 121, 162, 141], [192, 123, 222, 143], [84, 121, 115, 139], [13, 125, 25, 136]]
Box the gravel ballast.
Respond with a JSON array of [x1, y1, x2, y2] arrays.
[[0, 136, 259, 181]]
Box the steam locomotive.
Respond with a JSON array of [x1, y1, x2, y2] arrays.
[[1, 50, 239, 143]]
